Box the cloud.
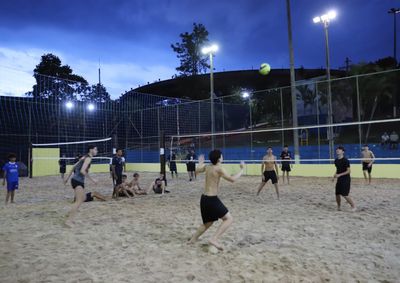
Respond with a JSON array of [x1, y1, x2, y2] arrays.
[[0, 47, 41, 96], [72, 59, 176, 97], [0, 47, 176, 98]]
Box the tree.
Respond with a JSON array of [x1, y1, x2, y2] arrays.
[[28, 53, 88, 100], [171, 23, 210, 76], [349, 57, 399, 142], [81, 83, 111, 102]]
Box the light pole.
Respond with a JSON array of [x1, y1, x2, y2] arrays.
[[242, 91, 253, 161], [313, 10, 337, 160], [388, 8, 399, 118], [388, 8, 400, 63], [286, 0, 300, 162], [202, 44, 219, 149]]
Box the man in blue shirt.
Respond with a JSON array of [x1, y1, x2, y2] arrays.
[[112, 148, 124, 198], [2, 153, 19, 204]]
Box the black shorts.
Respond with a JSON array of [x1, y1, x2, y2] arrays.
[[263, 171, 278, 184], [115, 173, 123, 185], [187, 162, 195, 172], [169, 162, 177, 172], [200, 195, 229, 224], [60, 166, 66, 174], [281, 162, 291, 172], [362, 162, 372, 173], [71, 179, 85, 189], [84, 192, 94, 202], [336, 176, 351, 196]]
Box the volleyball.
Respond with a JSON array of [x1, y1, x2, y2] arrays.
[[259, 63, 271, 75]]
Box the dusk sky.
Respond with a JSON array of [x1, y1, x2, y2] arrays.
[[0, 0, 398, 98]]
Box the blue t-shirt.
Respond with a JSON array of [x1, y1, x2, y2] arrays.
[[2, 162, 19, 183]]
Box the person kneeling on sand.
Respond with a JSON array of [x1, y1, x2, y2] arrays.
[[115, 175, 134, 199], [148, 173, 170, 195], [128, 173, 148, 195]]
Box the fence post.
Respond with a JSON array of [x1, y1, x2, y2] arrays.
[[356, 76, 362, 148]]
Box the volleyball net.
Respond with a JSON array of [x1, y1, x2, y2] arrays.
[[169, 118, 400, 164], [1, 68, 399, 177]]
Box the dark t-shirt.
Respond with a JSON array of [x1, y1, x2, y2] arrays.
[[335, 157, 350, 179], [59, 159, 66, 168], [280, 151, 291, 164], [112, 156, 123, 175], [186, 154, 196, 164]]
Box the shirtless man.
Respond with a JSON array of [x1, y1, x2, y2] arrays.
[[256, 147, 280, 199], [188, 150, 244, 251], [129, 173, 148, 195], [361, 144, 375, 185], [115, 175, 134, 198]]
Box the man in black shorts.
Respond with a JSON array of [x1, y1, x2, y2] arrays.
[[186, 149, 196, 181], [188, 150, 244, 250], [361, 144, 375, 185], [64, 145, 98, 227], [280, 145, 292, 184], [256, 147, 280, 199], [59, 154, 67, 179], [112, 148, 124, 198], [333, 146, 356, 212]]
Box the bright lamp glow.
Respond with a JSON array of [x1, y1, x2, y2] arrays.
[[87, 103, 95, 111], [313, 16, 321, 23], [202, 44, 219, 54], [314, 10, 337, 24], [242, 92, 250, 99], [65, 101, 74, 109], [328, 10, 337, 19]]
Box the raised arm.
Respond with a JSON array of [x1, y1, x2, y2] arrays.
[[220, 162, 245, 183], [195, 154, 206, 174]]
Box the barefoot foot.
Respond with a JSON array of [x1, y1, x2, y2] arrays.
[[209, 239, 223, 251]]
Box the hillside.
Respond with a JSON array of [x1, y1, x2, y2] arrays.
[[130, 68, 346, 100]]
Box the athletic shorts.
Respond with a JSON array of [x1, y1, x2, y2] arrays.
[[362, 162, 372, 173], [200, 195, 229, 224], [115, 174, 123, 186], [71, 178, 85, 189], [7, 181, 18, 191], [336, 176, 351, 196], [281, 162, 291, 172], [169, 162, 177, 172], [60, 166, 66, 174], [263, 171, 278, 184], [84, 192, 94, 202], [187, 162, 195, 172]]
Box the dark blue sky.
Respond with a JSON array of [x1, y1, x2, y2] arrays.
[[0, 0, 398, 97]]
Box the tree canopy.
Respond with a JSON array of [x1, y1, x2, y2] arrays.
[[171, 23, 210, 76]]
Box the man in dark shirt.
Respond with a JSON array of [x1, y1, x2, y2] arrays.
[[59, 154, 67, 179], [186, 150, 197, 181], [112, 148, 124, 198], [280, 145, 292, 184], [332, 146, 356, 212]]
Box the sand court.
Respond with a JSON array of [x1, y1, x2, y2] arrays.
[[0, 173, 399, 282]]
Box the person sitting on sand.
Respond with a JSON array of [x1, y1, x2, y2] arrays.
[[115, 175, 134, 198], [188, 150, 244, 251], [128, 173, 148, 195], [148, 173, 169, 195]]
